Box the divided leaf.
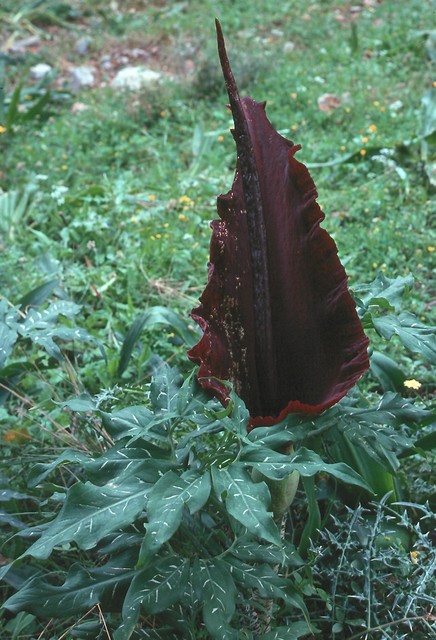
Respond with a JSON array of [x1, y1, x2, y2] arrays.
[[196, 558, 237, 639], [372, 312, 436, 364], [122, 556, 189, 621], [3, 550, 138, 617], [19, 475, 149, 561], [354, 273, 414, 314], [242, 446, 372, 491], [212, 465, 281, 545], [139, 470, 211, 564]]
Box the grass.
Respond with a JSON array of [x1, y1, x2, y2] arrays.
[[0, 0, 435, 637]]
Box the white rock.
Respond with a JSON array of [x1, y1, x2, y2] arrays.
[[283, 41, 296, 53], [110, 66, 161, 90], [389, 100, 403, 112], [10, 36, 40, 53], [29, 63, 52, 80], [69, 66, 95, 90], [74, 36, 91, 56], [71, 102, 90, 114]]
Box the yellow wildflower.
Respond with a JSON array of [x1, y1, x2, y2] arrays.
[[427, 246, 435, 253], [410, 550, 419, 564], [368, 124, 377, 133], [290, 92, 297, 100], [362, 136, 369, 144], [130, 216, 138, 224], [163, 223, 169, 228], [218, 135, 224, 142], [178, 213, 189, 222], [149, 194, 156, 201], [0, 125, 7, 134], [178, 195, 192, 205], [373, 100, 380, 106], [291, 124, 298, 131], [360, 149, 367, 156], [155, 233, 162, 239], [404, 379, 421, 390]]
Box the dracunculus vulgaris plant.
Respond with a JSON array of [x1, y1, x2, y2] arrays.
[[188, 21, 370, 519]]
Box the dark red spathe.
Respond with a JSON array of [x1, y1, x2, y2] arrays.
[[188, 21, 369, 427]]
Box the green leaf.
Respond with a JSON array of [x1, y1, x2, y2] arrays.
[[20, 476, 149, 560], [27, 450, 88, 488], [150, 365, 184, 414], [354, 273, 414, 313], [1, 299, 100, 362], [21, 90, 51, 122], [18, 279, 59, 310], [118, 307, 198, 376], [20, 300, 82, 329], [0, 488, 31, 501], [372, 312, 436, 364], [341, 392, 430, 427], [414, 429, 436, 452], [0, 320, 18, 369], [196, 558, 237, 639], [370, 351, 406, 391], [122, 556, 189, 618], [247, 408, 340, 449], [139, 470, 211, 564], [6, 83, 21, 128], [61, 393, 98, 412], [212, 465, 281, 545], [262, 622, 316, 639], [3, 550, 138, 617], [0, 190, 31, 239], [101, 405, 155, 440], [242, 446, 372, 492], [29, 440, 176, 488], [84, 439, 176, 484], [228, 557, 301, 605], [231, 538, 303, 567]]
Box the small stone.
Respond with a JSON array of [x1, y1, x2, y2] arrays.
[[110, 66, 161, 90], [129, 48, 147, 58], [71, 102, 90, 113], [69, 66, 95, 90], [317, 93, 342, 113], [389, 100, 403, 112], [10, 35, 40, 53], [283, 41, 296, 54], [74, 36, 91, 56], [100, 54, 112, 70], [29, 63, 52, 80]]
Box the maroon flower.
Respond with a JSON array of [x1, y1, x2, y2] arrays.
[[188, 21, 369, 427]]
